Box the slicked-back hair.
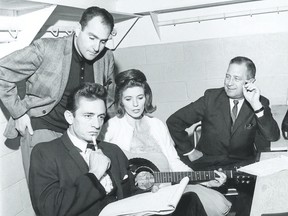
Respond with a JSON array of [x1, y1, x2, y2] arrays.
[[79, 6, 114, 32], [114, 69, 156, 118], [229, 56, 256, 79], [66, 82, 107, 115]]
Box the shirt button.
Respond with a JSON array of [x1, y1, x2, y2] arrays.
[[42, 110, 46, 114]]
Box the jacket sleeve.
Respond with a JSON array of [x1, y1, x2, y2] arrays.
[[256, 97, 280, 142], [103, 50, 116, 118], [281, 109, 288, 139], [166, 96, 206, 155], [0, 40, 45, 119], [29, 146, 108, 216], [155, 119, 191, 171]]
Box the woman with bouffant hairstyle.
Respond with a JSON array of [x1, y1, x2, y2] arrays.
[[100, 69, 231, 216]]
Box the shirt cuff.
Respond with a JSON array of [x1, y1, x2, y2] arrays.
[[86, 173, 106, 196], [183, 148, 195, 156], [100, 173, 114, 194], [255, 110, 264, 118]]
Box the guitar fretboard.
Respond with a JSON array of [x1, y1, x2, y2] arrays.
[[153, 170, 234, 183]]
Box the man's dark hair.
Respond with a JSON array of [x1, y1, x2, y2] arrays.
[[79, 6, 114, 32], [229, 56, 256, 79], [114, 69, 156, 117], [66, 82, 107, 114]]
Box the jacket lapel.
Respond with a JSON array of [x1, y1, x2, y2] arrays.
[[219, 91, 232, 129], [56, 35, 73, 103], [231, 100, 253, 135], [61, 132, 88, 172]]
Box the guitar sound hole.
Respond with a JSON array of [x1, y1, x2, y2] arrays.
[[135, 171, 155, 190]]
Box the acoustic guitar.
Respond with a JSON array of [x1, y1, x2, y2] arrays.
[[129, 157, 255, 192]]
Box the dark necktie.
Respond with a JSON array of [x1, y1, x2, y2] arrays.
[[231, 100, 239, 124], [86, 143, 96, 151]]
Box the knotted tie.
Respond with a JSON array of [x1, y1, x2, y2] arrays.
[[86, 143, 96, 151], [231, 100, 239, 124], [81, 143, 96, 165]]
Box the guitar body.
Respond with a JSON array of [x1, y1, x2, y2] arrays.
[[129, 158, 160, 191], [129, 157, 255, 192], [123, 150, 170, 172]]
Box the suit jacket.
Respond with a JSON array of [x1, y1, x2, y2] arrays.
[[0, 34, 115, 139], [29, 132, 132, 216], [282, 109, 288, 138], [167, 88, 280, 163]]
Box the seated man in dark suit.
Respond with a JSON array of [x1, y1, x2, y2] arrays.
[[29, 82, 207, 216], [166, 56, 280, 216], [282, 109, 288, 139]]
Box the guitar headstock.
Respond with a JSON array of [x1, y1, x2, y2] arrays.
[[233, 167, 256, 185]]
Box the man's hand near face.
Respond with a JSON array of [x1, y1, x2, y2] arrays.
[[89, 149, 111, 180], [242, 81, 262, 111]]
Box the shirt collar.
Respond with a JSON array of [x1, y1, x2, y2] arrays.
[[72, 36, 94, 65], [72, 37, 84, 63], [67, 129, 87, 153], [229, 98, 245, 110]]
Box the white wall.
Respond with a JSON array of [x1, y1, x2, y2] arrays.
[[113, 32, 288, 122]]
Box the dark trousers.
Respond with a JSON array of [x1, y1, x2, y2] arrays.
[[172, 192, 207, 216], [181, 154, 256, 216]]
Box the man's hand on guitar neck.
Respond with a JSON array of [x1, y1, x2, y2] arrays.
[[200, 169, 227, 188]]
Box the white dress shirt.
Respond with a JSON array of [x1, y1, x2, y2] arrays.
[[229, 98, 244, 118], [67, 129, 113, 194], [229, 98, 264, 118]]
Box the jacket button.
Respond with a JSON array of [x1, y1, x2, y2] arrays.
[[42, 110, 46, 114]]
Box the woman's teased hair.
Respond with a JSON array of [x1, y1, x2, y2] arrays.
[[114, 69, 156, 117]]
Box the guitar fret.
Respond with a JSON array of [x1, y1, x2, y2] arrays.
[[210, 171, 214, 180], [202, 171, 206, 180], [188, 172, 192, 181], [196, 171, 200, 180], [207, 171, 211, 180], [191, 172, 194, 180], [200, 171, 204, 180], [153, 169, 238, 183], [162, 172, 167, 182], [223, 170, 233, 179]]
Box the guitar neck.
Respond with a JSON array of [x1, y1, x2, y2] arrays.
[[153, 170, 234, 183]]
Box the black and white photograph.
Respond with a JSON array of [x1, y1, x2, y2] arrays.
[[0, 0, 288, 216]]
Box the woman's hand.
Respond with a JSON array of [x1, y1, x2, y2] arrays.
[[151, 183, 170, 193], [151, 184, 160, 193]]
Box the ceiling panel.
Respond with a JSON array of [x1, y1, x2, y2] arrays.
[[0, 0, 46, 10], [0, 0, 265, 18], [0, 0, 140, 22]]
